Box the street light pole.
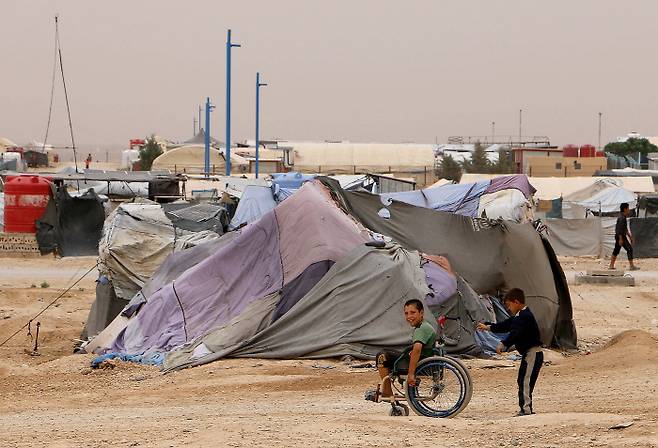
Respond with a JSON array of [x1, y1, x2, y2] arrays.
[[518, 109, 523, 144], [225, 29, 241, 176], [255, 72, 268, 179], [204, 97, 215, 178], [491, 121, 495, 144], [598, 112, 602, 152], [198, 105, 202, 135]]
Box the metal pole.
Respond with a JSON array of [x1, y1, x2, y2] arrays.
[[226, 29, 241, 176], [598, 112, 602, 152], [193, 116, 197, 137], [255, 72, 268, 179], [491, 121, 495, 144], [198, 106, 202, 135], [205, 97, 211, 177], [518, 109, 522, 144]]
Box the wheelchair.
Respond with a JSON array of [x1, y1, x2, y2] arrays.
[[373, 316, 473, 418]]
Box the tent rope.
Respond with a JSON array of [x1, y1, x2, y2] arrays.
[[0, 262, 98, 348], [171, 281, 188, 341]]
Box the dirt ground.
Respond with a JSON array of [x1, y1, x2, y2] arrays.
[[1, 255, 657, 448]]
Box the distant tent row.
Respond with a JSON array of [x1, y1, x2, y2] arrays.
[[84, 179, 576, 370]]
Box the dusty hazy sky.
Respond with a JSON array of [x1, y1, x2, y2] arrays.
[[2, 0, 658, 149]]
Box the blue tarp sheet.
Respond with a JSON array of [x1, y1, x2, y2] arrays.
[[229, 185, 277, 229], [381, 181, 491, 217]]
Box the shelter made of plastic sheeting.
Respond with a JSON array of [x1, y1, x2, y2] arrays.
[[98, 200, 221, 300]]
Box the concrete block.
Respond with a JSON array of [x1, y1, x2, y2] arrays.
[[587, 269, 625, 277], [574, 274, 635, 286]]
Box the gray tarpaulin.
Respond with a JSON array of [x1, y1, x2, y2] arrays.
[[318, 177, 576, 349], [630, 217, 658, 258], [545, 218, 602, 257], [164, 244, 432, 371]]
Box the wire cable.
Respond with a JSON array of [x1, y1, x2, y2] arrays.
[[0, 262, 98, 348]]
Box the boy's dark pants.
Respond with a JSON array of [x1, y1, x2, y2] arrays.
[[517, 347, 543, 414]]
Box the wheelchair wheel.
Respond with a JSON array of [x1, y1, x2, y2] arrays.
[[404, 356, 472, 418], [389, 403, 409, 417]]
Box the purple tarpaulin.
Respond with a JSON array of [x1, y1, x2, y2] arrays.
[[485, 175, 536, 199]]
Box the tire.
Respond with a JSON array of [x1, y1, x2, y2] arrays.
[[404, 356, 472, 418]]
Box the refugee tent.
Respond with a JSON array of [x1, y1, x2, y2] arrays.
[[319, 177, 576, 349], [97, 200, 221, 302], [151, 145, 249, 174], [561, 179, 636, 219], [381, 174, 536, 223], [87, 180, 575, 371]]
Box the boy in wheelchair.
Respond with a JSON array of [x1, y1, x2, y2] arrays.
[[372, 298, 436, 400]]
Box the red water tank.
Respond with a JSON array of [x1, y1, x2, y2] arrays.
[[3, 176, 53, 233], [562, 144, 579, 157], [595, 150, 605, 157], [579, 144, 596, 157]]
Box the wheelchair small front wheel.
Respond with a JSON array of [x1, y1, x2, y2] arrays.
[[389, 403, 409, 417], [404, 356, 472, 418]]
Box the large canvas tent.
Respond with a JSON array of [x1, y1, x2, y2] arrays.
[[87, 180, 575, 370], [561, 179, 636, 218], [151, 145, 249, 174]]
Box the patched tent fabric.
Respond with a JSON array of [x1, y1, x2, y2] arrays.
[[319, 177, 576, 349], [163, 244, 436, 370], [88, 182, 374, 358]]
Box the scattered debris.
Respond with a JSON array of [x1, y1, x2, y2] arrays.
[[609, 421, 634, 430], [311, 364, 336, 370], [350, 362, 375, 369], [479, 363, 515, 369]]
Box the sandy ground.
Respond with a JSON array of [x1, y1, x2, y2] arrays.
[[0, 255, 657, 448]]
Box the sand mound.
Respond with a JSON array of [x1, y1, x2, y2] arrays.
[[569, 330, 658, 371]]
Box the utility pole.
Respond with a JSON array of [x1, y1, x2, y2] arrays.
[[193, 116, 198, 137], [598, 112, 602, 152], [518, 109, 523, 144], [198, 105, 202, 134], [491, 121, 495, 144], [255, 72, 268, 179], [225, 29, 241, 176], [204, 97, 215, 177]]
